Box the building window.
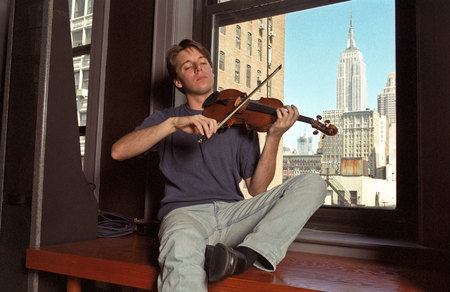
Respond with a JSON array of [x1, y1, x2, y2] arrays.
[[246, 65, 251, 88], [72, 30, 83, 47], [258, 39, 262, 61], [247, 32, 252, 56], [257, 70, 262, 92], [74, 0, 85, 18], [236, 25, 241, 49], [268, 17, 274, 43], [219, 51, 225, 71], [258, 19, 264, 37], [235, 59, 240, 83]]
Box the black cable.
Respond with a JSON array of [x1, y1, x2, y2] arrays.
[[97, 210, 136, 238]]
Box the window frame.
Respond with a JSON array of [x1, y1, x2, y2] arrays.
[[202, 0, 417, 241]]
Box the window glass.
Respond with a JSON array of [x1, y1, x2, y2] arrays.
[[219, 51, 225, 70], [215, 0, 396, 209], [234, 59, 240, 83], [69, 0, 94, 163], [246, 65, 251, 88], [235, 25, 241, 49], [247, 32, 252, 55]]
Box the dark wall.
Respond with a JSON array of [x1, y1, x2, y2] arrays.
[[0, 0, 97, 291], [0, 0, 10, 120], [415, 0, 450, 249], [0, 0, 43, 289], [98, 0, 157, 219]]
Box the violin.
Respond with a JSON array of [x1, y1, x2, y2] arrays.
[[198, 65, 338, 143]]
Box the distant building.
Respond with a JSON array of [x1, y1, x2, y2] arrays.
[[377, 73, 396, 124], [321, 109, 344, 175], [217, 16, 285, 98], [342, 109, 383, 177], [297, 133, 313, 155], [336, 14, 367, 112], [283, 154, 322, 181]]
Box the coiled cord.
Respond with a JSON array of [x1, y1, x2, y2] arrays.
[[97, 210, 136, 238]]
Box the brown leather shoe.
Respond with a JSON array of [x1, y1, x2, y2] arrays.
[[205, 243, 247, 282]]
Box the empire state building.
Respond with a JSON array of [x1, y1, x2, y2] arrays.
[[336, 15, 367, 112]]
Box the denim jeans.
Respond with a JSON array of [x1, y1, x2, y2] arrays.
[[157, 173, 327, 292]]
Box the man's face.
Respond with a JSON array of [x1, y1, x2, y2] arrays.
[[173, 47, 214, 97]]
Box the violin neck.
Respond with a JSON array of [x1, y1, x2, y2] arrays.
[[246, 101, 315, 125]]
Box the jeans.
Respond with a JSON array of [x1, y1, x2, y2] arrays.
[[157, 173, 327, 292]]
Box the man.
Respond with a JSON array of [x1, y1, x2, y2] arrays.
[[111, 39, 326, 291]]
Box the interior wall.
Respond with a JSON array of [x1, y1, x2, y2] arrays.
[[416, 0, 450, 250], [98, 0, 155, 218], [0, 0, 98, 291]]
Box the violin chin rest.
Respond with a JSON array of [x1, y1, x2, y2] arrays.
[[202, 91, 220, 108]]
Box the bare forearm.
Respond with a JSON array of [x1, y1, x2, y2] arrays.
[[111, 118, 176, 161], [111, 114, 218, 161], [247, 134, 280, 196]]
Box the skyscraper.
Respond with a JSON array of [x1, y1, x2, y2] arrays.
[[297, 133, 313, 155], [377, 73, 396, 124], [336, 14, 367, 112]]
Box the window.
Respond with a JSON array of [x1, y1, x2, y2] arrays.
[[74, 0, 85, 18], [256, 70, 262, 92], [258, 39, 262, 61], [219, 51, 225, 71], [68, 0, 94, 165], [246, 65, 251, 88], [258, 19, 264, 37], [268, 17, 273, 43], [234, 59, 240, 83], [235, 25, 241, 49], [208, 0, 405, 239], [247, 32, 252, 55]]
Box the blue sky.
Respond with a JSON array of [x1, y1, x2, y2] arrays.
[[282, 0, 396, 152]]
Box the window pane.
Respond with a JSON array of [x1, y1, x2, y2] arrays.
[[69, 0, 95, 165], [215, 1, 396, 209], [73, 54, 90, 127], [246, 65, 251, 88], [234, 59, 240, 83], [70, 0, 93, 48], [235, 25, 241, 49], [74, 0, 85, 18], [72, 30, 83, 47]]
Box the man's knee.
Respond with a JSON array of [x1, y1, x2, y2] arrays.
[[288, 173, 327, 203]]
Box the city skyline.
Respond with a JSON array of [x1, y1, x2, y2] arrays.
[[282, 0, 395, 152]]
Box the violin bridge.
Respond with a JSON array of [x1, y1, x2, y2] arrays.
[[233, 96, 243, 107]]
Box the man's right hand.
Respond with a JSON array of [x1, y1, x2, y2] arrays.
[[172, 114, 218, 139]]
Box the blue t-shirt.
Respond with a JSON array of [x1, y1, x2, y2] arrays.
[[136, 103, 261, 220]]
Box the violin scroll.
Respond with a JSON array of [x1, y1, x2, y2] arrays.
[[310, 115, 338, 137]]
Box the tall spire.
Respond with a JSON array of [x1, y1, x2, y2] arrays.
[[347, 10, 356, 49]]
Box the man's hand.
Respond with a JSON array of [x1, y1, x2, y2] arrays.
[[172, 114, 218, 139], [267, 105, 299, 139]]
